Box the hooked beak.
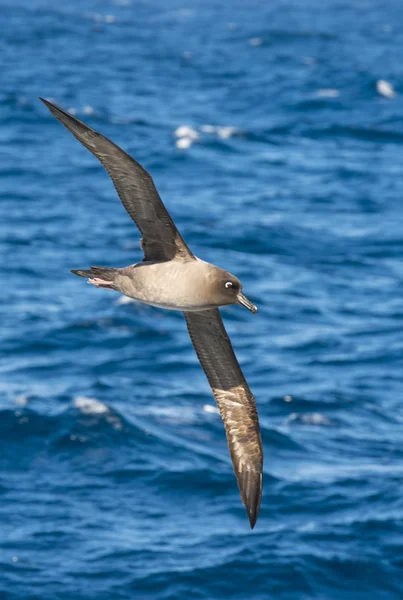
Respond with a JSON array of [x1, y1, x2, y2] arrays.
[[237, 293, 258, 314]]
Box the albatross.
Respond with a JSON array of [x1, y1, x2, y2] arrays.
[[40, 98, 263, 529]]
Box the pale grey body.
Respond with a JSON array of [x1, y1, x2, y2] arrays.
[[113, 260, 241, 311], [40, 97, 263, 529]]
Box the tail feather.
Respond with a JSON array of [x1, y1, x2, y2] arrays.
[[71, 266, 119, 289], [71, 266, 117, 279]]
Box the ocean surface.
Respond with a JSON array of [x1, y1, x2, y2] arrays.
[[1, 0, 403, 598]]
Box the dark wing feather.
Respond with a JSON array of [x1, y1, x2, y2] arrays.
[[184, 309, 263, 528], [40, 98, 193, 262]]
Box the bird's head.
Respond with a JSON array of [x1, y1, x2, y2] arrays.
[[207, 268, 257, 313]]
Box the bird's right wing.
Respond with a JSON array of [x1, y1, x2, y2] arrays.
[[184, 309, 263, 528], [40, 98, 194, 263]]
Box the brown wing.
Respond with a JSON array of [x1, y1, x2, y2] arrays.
[[184, 309, 263, 528], [40, 98, 194, 263]]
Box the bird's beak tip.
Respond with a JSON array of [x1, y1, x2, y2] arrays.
[[237, 293, 258, 314]]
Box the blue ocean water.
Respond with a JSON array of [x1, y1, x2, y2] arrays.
[[1, 0, 403, 597]]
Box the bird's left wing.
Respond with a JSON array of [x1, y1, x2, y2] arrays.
[[39, 98, 194, 263], [184, 309, 263, 528]]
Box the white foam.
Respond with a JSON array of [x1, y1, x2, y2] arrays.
[[174, 125, 199, 140], [174, 125, 199, 149], [216, 126, 238, 139], [141, 405, 199, 424], [289, 412, 330, 426], [201, 124, 238, 139], [74, 396, 109, 415], [315, 89, 340, 98], [15, 394, 29, 407], [176, 137, 193, 149], [174, 123, 239, 148], [376, 79, 396, 98], [203, 404, 219, 414], [90, 13, 117, 24], [201, 124, 215, 133], [83, 105, 94, 115], [249, 37, 263, 47]]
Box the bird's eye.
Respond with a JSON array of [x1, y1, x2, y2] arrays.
[[225, 281, 233, 289]]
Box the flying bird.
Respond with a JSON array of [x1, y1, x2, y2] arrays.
[[40, 98, 263, 528]]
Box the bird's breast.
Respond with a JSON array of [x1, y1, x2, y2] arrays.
[[115, 259, 217, 311]]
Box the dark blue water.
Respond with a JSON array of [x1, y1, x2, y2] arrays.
[[2, 0, 403, 598]]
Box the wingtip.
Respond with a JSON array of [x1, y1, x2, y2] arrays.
[[39, 97, 66, 120], [240, 470, 262, 530], [246, 499, 260, 529], [39, 96, 99, 143], [39, 97, 54, 109], [248, 509, 258, 530], [39, 97, 67, 117]]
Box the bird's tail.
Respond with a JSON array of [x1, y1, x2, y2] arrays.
[[71, 266, 119, 289]]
